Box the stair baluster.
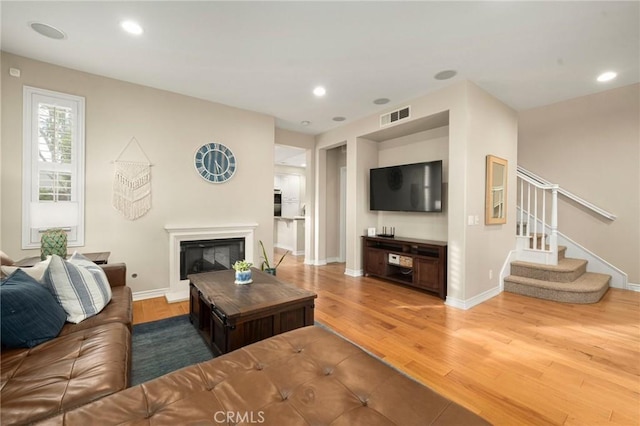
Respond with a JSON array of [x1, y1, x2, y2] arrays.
[[516, 173, 558, 265]]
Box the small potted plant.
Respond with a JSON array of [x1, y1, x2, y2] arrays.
[[259, 240, 289, 276], [232, 259, 253, 285]]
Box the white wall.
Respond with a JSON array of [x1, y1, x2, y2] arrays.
[[350, 137, 379, 274], [518, 83, 639, 284], [325, 145, 346, 260], [1, 52, 275, 295], [315, 81, 518, 306], [464, 83, 518, 301]]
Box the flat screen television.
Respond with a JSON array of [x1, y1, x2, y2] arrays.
[[369, 160, 443, 212]]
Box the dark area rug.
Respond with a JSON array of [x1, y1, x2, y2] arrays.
[[131, 314, 214, 385]]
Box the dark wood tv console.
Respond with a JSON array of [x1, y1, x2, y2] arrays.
[[362, 236, 447, 299]]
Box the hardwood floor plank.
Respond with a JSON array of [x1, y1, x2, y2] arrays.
[[132, 252, 640, 425], [133, 297, 188, 325]]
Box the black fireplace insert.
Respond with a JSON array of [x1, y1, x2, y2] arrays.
[[180, 237, 245, 280]]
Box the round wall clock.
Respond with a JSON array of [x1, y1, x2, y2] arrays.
[[194, 142, 237, 183]]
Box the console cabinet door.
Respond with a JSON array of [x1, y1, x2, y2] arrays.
[[414, 258, 439, 290], [365, 249, 387, 276]]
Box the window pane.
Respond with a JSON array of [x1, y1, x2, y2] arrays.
[[39, 171, 72, 202], [38, 103, 73, 165]]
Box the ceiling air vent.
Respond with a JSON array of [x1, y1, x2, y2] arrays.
[[380, 106, 410, 127]]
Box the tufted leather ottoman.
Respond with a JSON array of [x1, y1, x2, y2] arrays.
[[37, 326, 488, 425]]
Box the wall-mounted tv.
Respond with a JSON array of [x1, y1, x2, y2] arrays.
[[369, 160, 443, 212]]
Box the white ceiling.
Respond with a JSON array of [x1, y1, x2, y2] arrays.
[[2, 2, 638, 135], [275, 145, 307, 168]]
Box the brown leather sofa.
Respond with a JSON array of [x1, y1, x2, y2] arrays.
[[0, 263, 133, 425], [36, 325, 490, 426]]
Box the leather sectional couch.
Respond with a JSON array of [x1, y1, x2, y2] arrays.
[[1, 263, 133, 425], [2, 262, 489, 425], [35, 325, 490, 425]]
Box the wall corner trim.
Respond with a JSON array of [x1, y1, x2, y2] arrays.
[[344, 269, 363, 277], [445, 285, 502, 310]]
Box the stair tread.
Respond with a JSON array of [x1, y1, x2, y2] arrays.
[[511, 257, 586, 273], [505, 272, 610, 292]]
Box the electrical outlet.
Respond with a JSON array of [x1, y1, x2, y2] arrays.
[[468, 215, 474, 225], [475, 215, 480, 225], [489, 269, 493, 280]]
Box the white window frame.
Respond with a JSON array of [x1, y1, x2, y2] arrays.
[[22, 86, 85, 249]]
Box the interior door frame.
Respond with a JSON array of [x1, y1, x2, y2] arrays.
[[339, 166, 347, 263]]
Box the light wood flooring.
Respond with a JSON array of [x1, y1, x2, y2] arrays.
[[133, 251, 640, 425]]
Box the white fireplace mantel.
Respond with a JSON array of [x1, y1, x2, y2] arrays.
[[164, 223, 258, 302]]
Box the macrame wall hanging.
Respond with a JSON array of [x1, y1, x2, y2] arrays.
[[112, 137, 153, 220]]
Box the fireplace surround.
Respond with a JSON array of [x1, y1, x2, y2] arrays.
[[164, 224, 257, 302]]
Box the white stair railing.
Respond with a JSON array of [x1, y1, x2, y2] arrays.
[[515, 166, 616, 266], [516, 173, 559, 265], [518, 166, 617, 220]]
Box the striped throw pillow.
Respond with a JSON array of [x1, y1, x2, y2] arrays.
[[43, 253, 113, 323]]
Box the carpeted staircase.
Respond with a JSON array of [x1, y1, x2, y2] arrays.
[[504, 245, 610, 304]]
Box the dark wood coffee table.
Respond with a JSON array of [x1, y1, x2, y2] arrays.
[[188, 268, 317, 356]]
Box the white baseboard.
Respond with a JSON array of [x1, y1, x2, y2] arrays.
[[344, 268, 363, 277], [627, 282, 640, 292], [132, 288, 170, 301], [445, 285, 502, 310], [314, 259, 327, 266], [326, 257, 342, 264]]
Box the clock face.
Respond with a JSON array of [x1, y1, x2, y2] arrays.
[[194, 143, 237, 183]]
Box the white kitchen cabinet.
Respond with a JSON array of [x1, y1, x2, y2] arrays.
[[275, 173, 302, 216]]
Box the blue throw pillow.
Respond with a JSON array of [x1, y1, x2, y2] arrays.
[[1, 268, 67, 348]]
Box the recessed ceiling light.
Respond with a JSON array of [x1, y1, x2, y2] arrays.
[[332, 116, 346, 122], [597, 71, 617, 82], [313, 86, 326, 97], [373, 98, 390, 105], [30, 22, 66, 40], [301, 163, 307, 167], [121, 20, 144, 35], [434, 70, 457, 80], [300, 121, 311, 126]]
